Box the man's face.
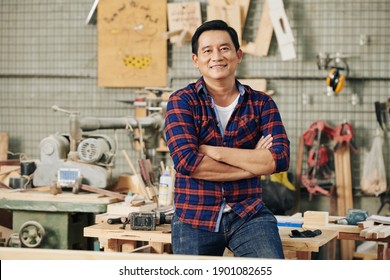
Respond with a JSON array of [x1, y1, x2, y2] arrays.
[[192, 30, 243, 82]]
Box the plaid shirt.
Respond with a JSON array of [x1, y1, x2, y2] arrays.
[[165, 77, 290, 232]]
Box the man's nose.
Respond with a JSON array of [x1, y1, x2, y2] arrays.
[[211, 50, 223, 60]]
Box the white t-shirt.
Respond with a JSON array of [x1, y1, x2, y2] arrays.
[[215, 93, 240, 213], [215, 94, 240, 131]]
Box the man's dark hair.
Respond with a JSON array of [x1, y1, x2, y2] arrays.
[[191, 20, 240, 55]]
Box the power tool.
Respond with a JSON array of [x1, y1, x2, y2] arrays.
[[336, 209, 368, 225], [120, 211, 172, 231]]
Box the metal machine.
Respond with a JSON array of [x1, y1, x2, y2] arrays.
[[33, 105, 165, 189]]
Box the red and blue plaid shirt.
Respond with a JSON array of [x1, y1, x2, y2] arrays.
[[165, 77, 290, 232]]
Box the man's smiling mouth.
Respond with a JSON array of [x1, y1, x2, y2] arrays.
[[210, 64, 227, 69]]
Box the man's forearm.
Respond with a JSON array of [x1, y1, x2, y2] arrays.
[[200, 145, 275, 176], [191, 155, 255, 181]]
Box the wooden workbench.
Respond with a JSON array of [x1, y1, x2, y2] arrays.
[[303, 219, 390, 259], [0, 188, 118, 249], [83, 223, 338, 259], [84, 222, 172, 254], [0, 188, 118, 212], [278, 227, 338, 259]]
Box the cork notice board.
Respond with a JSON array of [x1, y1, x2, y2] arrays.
[[98, 0, 167, 88]]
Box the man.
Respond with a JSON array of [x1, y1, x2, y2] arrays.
[[164, 20, 290, 258]]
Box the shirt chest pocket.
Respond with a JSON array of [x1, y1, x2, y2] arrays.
[[196, 118, 216, 144], [235, 118, 261, 148]]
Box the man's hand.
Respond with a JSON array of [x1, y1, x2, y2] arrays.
[[255, 134, 273, 150]]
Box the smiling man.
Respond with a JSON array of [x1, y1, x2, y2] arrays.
[[164, 20, 290, 258]]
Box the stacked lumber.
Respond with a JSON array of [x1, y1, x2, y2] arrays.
[[358, 221, 390, 239], [334, 143, 354, 259]]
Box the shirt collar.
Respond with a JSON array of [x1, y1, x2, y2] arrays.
[[195, 77, 246, 96]]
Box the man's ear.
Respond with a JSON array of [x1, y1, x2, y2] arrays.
[[192, 53, 199, 68], [237, 49, 243, 63]]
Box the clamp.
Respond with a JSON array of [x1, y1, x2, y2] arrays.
[[301, 175, 332, 196], [333, 122, 358, 153], [302, 120, 335, 146]]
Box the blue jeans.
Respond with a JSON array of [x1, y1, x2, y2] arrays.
[[171, 205, 284, 259]]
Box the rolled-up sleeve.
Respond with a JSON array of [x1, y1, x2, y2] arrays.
[[164, 93, 204, 176], [261, 97, 290, 173]]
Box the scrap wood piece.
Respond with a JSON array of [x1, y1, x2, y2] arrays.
[[378, 226, 390, 238], [207, 0, 243, 43], [0, 166, 20, 176], [128, 244, 152, 253], [268, 0, 296, 61], [359, 224, 386, 239], [0, 182, 10, 189], [303, 211, 329, 227], [0, 166, 21, 189], [0, 132, 8, 161], [238, 79, 274, 95], [242, 0, 273, 57], [357, 220, 375, 229], [80, 184, 125, 201]]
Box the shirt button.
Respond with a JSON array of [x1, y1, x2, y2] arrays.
[[223, 142, 227, 146]]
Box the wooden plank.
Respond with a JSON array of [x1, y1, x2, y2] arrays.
[[303, 211, 329, 226], [0, 188, 116, 204], [106, 201, 157, 216], [334, 148, 346, 216], [339, 144, 355, 259], [342, 146, 353, 212], [0, 133, 8, 161], [238, 79, 267, 92], [128, 244, 152, 253], [339, 232, 390, 243], [98, 0, 167, 87], [377, 243, 389, 260], [80, 184, 125, 201], [268, 0, 296, 60], [0, 247, 237, 260], [293, 135, 304, 212], [378, 226, 390, 238], [242, 0, 273, 57], [207, 0, 242, 43], [360, 224, 386, 239], [358, 220, 375, 229], [83, 222, 172, 243]]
